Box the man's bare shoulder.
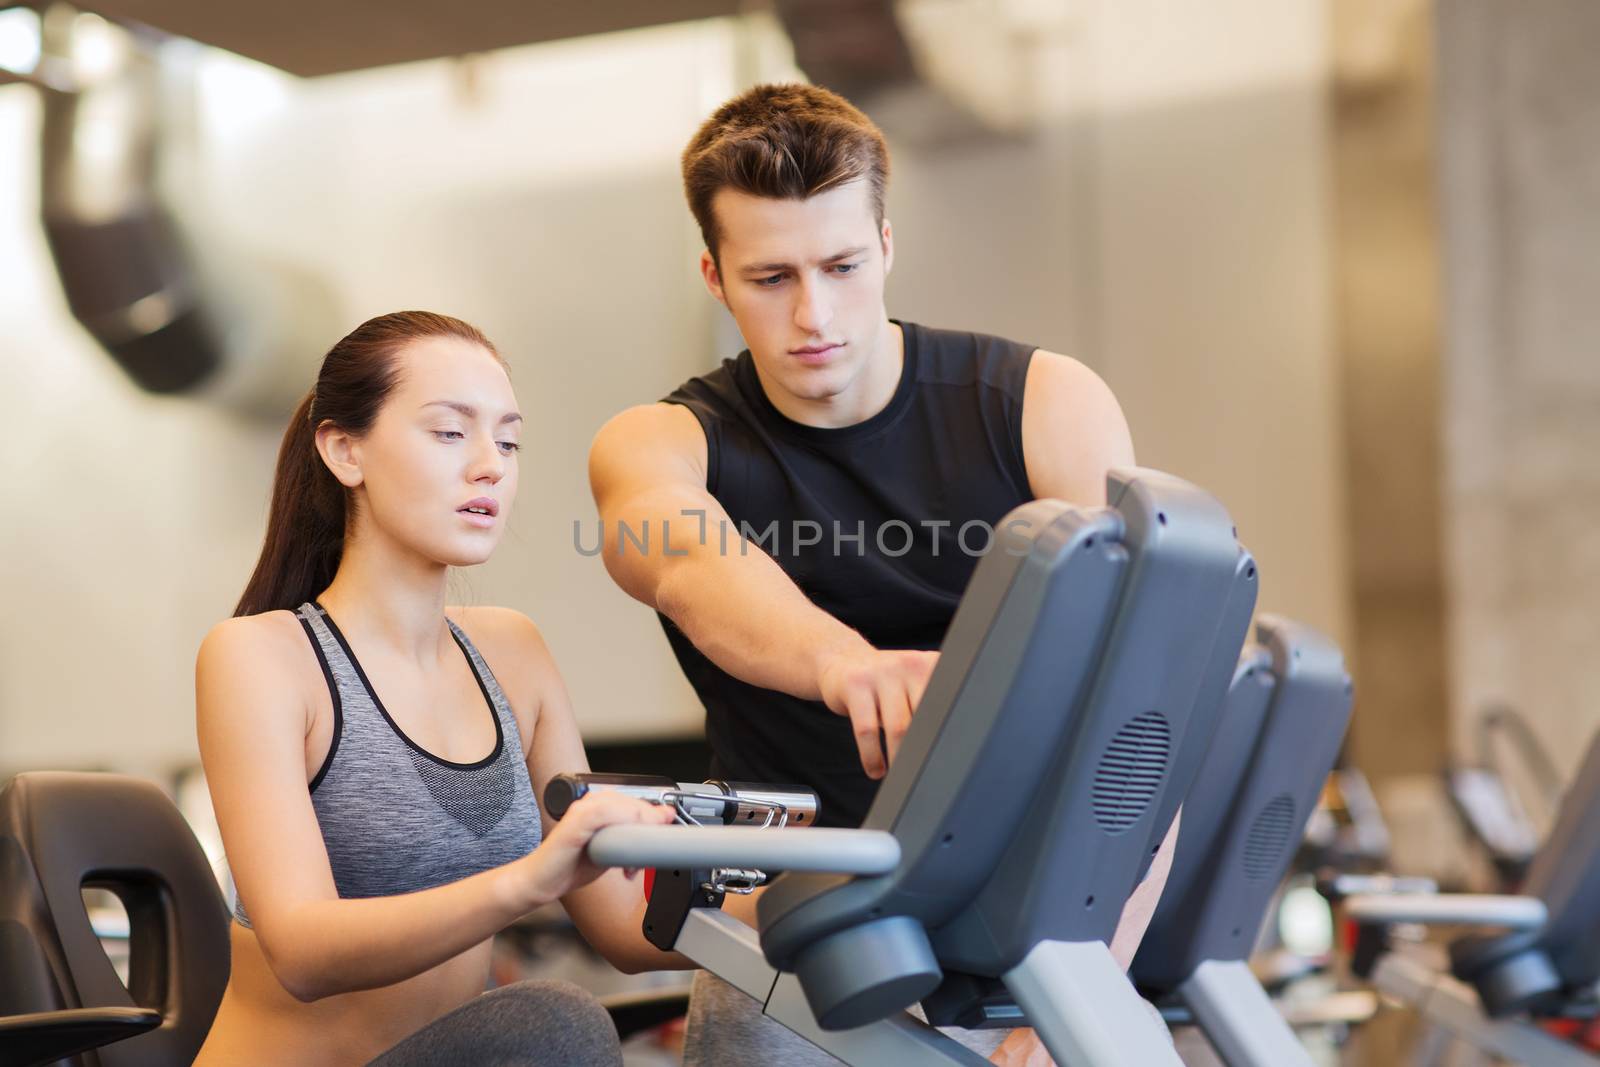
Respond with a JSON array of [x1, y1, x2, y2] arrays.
[[1026, 349, 1115, 397], [595, 402, 704, 448], [590, 403, 707, 487], [1021, 350, 1135, 505]]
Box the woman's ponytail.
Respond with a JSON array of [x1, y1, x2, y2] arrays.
[[233, 389, 349, 615]]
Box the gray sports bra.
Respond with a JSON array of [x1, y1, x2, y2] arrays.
[[233, 602, 542, 927]]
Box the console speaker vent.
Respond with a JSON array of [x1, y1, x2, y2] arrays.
[[1092, 711, 1170, 833], [1243, 793, 1296, 879]]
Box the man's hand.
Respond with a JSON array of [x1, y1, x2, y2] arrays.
[[817, 646, 939, 778]]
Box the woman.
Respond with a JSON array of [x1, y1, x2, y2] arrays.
[[194, 311, 679, 1066]]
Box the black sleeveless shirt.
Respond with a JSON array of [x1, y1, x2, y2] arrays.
[[662, 321, 1036, 827]]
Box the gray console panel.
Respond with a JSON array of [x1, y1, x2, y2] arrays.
[[757, 469, 1253, 1015]]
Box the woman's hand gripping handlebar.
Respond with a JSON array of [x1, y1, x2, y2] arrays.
[[545, 773, 819, 827], [543, 773, 901, 877], [513, 787, 677, 905]]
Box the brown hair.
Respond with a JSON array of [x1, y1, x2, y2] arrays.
[[234, 310, 501, 617], [681, 83, 890, 260]]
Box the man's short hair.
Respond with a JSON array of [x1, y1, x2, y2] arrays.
[[682, 83, 891, 261]]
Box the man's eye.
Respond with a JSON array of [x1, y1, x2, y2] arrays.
[[831, 263, 859, 275], [755, 274, 785, 287]]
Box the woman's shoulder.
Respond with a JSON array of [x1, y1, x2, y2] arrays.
[[197, 610, 317, 684], [200, 606, 295, 644], [195, 611, 321, 736], [445, 605, 552, 663], [202, 608, 307, 650], [445, 605, 562, 699]]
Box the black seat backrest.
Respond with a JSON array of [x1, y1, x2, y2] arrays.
[[0, 772, 230, 1066]]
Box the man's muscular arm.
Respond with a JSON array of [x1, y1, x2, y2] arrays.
[[1019, 350, 1136, 507], [588, 403, 933, 778]]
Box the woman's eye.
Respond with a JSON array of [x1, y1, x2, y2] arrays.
[[831, 263, 859, 275], [497, 441, 521, 454], [433, 430, 465, 441]]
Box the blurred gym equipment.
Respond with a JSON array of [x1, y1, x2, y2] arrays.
[[1132, 617, 1354, 1067], [1347, 728, 1600, 1065]]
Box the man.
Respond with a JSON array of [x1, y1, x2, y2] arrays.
[[589, 83, 1176, 1065]]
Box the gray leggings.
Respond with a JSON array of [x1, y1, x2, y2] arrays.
[[367, 980, 623, 1067]]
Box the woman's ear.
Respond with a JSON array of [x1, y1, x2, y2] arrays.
[[315, 423, 364, 489]]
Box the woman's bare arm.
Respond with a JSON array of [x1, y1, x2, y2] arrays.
[[196, 614, 668, 1001], [463, 607, 690, 975]]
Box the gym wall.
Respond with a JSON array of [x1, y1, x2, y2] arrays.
[[1437, 0, 1600, 784], [0, 1, 1349, 781]]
